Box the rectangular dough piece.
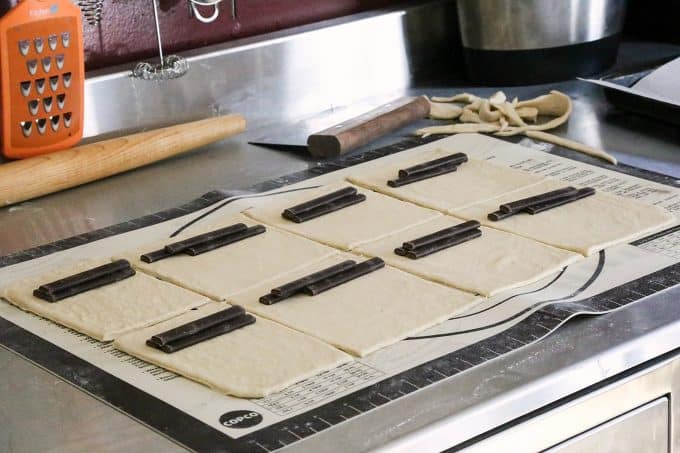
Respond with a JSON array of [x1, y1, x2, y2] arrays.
[[114, 303, 351, 398], [346, 147, 546, 214], [119, 214, 339, 300], [230, 255, 481, 357], [457, 180, 676, 256], [354, 216, 582, 297], [244, 182, 441, 250], [2, 261, 209, 341]]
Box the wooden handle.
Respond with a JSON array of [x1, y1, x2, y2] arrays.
[[0, 114, 246, 207], [307, 96, 430, 157]]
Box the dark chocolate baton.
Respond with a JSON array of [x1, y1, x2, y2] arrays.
[[271, 260, 357, 297], [34, 263, 136, 302], [387, 163, 458, 188], [148, 313, 256, 353], [184, 225, 266, 255], [303, 257, 385, 295], [140, 249, 174, 263], [525, 187, 596, 214], [402, 220, 480, 251], [148, 305, 246, 347], [286, 194, 366, 223], [398, 153, 467, 178], [500, 187, 578, 214], [402, 229, 482, 259], [164, 223, 248, 254], [487, 209, 516, 222], [36, 259, 132, 297], [282, 187, 357, 219]]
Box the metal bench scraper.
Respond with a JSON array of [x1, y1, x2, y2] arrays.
[[249, 96, 430, 157]]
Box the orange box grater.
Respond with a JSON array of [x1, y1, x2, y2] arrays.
[[0, 0, 84, 159]]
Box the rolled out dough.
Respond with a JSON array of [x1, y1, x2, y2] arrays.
[[2, 260, 208, 341], [457, 180, 676, 256], [114, 303, 351, 398], [355, 216, 582, 296], [244, 182, 441, 251], [346, 148, 545, 214], [230, 255, 481, 357], [119, 214, 339, 300]]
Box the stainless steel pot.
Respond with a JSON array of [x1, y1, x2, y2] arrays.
[[456, 0, 627, 85]]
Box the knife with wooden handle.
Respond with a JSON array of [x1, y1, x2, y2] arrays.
[[306, 96, 430, 157], [0, 114, 246, 207]]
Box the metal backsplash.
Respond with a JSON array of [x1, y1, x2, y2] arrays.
[[81, 0, 460, 139]]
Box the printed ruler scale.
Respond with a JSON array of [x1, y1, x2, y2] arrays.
[[1, 135, 680, 452]]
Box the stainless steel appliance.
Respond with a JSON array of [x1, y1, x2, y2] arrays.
[[456, 0, 627, 84]]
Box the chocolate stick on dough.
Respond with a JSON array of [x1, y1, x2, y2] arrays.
[[283, 187, 357, 219], [499, 187, 578, 214], [184, 225, 266, 255], [148, 313, 256, 353], [34, 263, 136, 302], [402, 220, 480, 251], [148, 305, 246, 347], [285, 194, 366, 223], [400, 229, 482, 259], [525, 187, 596, 214], [398, 153, 467, 178], [271, 260, 357, 297], [164, 223, 248, 254], [387, 163, 458, 188], [36, 259, 133, 296], [303, 257, 385, 295]]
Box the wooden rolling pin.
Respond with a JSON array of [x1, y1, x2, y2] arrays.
[[0, 114, 246, 207]]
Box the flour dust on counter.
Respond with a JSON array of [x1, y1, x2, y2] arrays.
[[244, 182, 442, 251], [114, 303, 351, 398], [2, 259, 209, 341], [118, 213, 339, 300], [347, 147, 546, 214], [355, 215, 582, 296], [229, 255, 481, 357]]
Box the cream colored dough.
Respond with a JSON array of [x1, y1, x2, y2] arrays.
[[457, 180, 676, 256], [3, 260, 208, 341], [346, 148, 545, 214], [114, 303, 351, 398], [230, 255, 481, 357], [119, 214, 338, 300], [355, 216, 581, 297], [244, 182, 441, 251]]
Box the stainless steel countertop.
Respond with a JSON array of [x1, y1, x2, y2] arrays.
[[1, 2, 680, 449]]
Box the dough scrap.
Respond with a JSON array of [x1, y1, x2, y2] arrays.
[[516, 107, 538, 122], [525, 130, 617, 165], [355, 216, 581, 297], [457, 180, 676, 256], [479, 100, 502, 122], [495, 101, 528, 127], [488, 91, 507, 106], [347, 148, 545, 215], [415, 90, 617, 165], [119, 214, 338, 300], [459, 109, 483, 123], [415, 123, 500, 136], [230, 256, 481, 357], [3, 260, 209, 341], [428, 99, 463, 120], [113, 303, 351, 398], [244, 182, 441, 251], [431, 93, 479, 103]]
